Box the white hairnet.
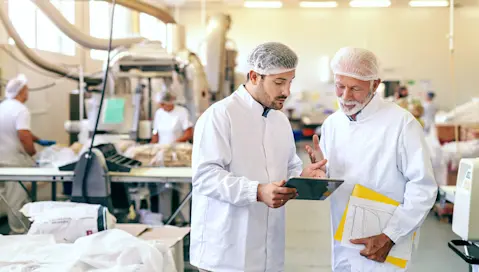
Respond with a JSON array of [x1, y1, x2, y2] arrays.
[[247, 42, 298, 75], [5, 74, 28, 99], [330, 47, 380, 81]]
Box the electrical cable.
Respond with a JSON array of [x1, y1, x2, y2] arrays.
[[80, 0, 117, 203]]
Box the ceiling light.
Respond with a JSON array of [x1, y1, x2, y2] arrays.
[[409, 0, 449, 7], [349, 0, 391, 7], [244, 1, 283, 8], [300, 1, 338, 8]]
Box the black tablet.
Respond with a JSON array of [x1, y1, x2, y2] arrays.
[[284, 177, 344, 201]]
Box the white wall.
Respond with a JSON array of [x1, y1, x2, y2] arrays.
[[177, 6, 479, 110]]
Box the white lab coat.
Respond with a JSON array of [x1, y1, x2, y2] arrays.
[[422, 101, 438, 133], [0, 99, 34, 233], [190, 85, 303, 272], [153, 105, 193, 145], [320, 94, 438, 272]]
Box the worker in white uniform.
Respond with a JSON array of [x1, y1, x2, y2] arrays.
[[190, 42, 327, 272], [149, 91, 193, 217], [422, 91, 438, 134], [151, 91, 193, 145], [306, 47, 438, 271], [0, 74, 56, 234]]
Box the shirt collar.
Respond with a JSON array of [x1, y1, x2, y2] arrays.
[[236, 85, 272, 117], [345, 93, 382, 122]]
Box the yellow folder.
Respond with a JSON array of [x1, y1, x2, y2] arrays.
[[334, 184, 413, 269]]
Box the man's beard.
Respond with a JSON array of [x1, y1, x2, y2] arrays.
[[338, 91, 373, 116], [257, 84, 287, 110]]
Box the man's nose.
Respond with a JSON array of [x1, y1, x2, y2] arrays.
[[282, 86, 291, 97], [343, 87, 354, 100]]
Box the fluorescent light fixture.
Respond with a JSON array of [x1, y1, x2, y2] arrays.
[[409, 0, 449, 7], [244, 1, 283, 8], [300, 1, 338, 8], [349, 0, 391, 7]]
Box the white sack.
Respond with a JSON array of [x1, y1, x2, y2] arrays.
[[23, 202, 116, 243], [0, 229, 177, 272]]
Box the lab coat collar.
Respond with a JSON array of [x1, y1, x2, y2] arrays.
[[346, 93, 382, 122], [236, 85, 272, 117]]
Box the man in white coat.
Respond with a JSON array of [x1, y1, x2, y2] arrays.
[[190, 42, 327, 272], [307, 47, 438, 271], [0, 74, 56, 234]]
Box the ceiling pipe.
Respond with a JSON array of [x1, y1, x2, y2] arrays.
[[33, 0, 146, 51], [0, 3, 102, 85], [103, 0, 176, 24]]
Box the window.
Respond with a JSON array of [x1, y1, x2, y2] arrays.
[[89, 1, 134, 60], [8, 0, 76, 56], [8, 0, 36, 48], [139, 13, 167, 44]]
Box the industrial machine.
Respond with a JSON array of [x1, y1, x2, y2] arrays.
[[0, 0, 236, 227], [1, 0, 236, 145], [448, 158, 479, 269]]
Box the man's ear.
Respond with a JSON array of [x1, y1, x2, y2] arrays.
[[373, 79, 381, 91], [249, 71, 259, 85]]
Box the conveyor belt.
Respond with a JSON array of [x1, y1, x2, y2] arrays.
[[0, 167, 192, 183], [0, 168, 74, 182], [109, 167, 192, 183]]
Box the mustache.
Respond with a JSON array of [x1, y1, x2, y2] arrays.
[[276, 96, 288, 100], [339, 99, 360, 105]]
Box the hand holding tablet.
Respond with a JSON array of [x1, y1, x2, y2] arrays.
[[284, 177, 344, 200]]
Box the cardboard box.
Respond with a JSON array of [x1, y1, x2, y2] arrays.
[[460, 125, 479, 141], [447, 168, 459, 186], [436, 124, 457, 144], [116, 224, 190, 272]]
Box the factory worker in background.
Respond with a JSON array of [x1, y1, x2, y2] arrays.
[[0, 74, 56, 234], [422, 91, 438, 133], [151, 91, 193, 145], [149, 90, 193, 216], [307, 47, 438, 271], [190, 42, 327, 272]]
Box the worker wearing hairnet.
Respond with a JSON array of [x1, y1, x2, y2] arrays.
[[149, 90, 193, 218], [151, 91, 193, 145], [190, 42, 327, 272], [306, 47, 438, 271], [422, 91, 438, 133], [0, 74, 56, 234]]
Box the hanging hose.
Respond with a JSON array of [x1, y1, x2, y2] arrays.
[[448, 0, 461, 158], [81, 0, 117, 202]]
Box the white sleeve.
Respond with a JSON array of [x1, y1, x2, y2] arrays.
[[192, 107, 259, 206], [287, 125, 303, 179], [16, 109, 31, 131], [383, 119, 438, 243], [319, 123, 329, 177], [153, 111, 160, 131], [180, 108, 193, 130]]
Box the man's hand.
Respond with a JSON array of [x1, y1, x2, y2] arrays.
[[257, 180, 297, 208], [305, 134, 324, 165], [350, 233, 395, 263], [301, 159, 327, 178]]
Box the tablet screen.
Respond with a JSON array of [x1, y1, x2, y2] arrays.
[[285, 177, 344, 201]]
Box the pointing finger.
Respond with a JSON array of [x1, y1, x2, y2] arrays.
[[305, 145, 316, 163], [310, 159, 328, 169], [313, 134, 320, 150]]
